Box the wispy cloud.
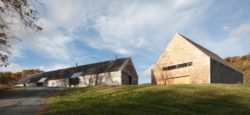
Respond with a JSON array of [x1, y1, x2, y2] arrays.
[[80, 0, 214, 55], [0, 63, 25, 72], [191, 23, 250, 58], [0, 63, 71, 72], [32, 34, 74, 60], [4, 0, 250, 83]]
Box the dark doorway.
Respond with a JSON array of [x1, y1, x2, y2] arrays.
[[70, 78, 80, 87], [128, 75, 132, 85], [36, 82, 43, 87]]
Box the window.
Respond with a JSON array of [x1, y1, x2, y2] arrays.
[[38, 77, 47, 82], [163, 62, 192, 71], [187, 62, 192, 66], [70, 72, 82, 78]]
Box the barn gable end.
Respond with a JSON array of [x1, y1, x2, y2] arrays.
[[152, 33, 243, 84]]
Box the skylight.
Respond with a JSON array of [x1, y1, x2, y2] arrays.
[[70, 72, 82, 78], [38, 78, 47, 82]]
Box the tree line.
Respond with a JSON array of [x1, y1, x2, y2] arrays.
[[0, 69, 43, 85]]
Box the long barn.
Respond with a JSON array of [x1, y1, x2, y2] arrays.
[[152, 33, 243, 84], [16, 57, 138, 87]]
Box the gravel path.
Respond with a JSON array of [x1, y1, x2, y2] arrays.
[[0, 87, 65, 115]]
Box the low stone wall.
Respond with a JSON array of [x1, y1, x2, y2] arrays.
[[47, 79, 69, 87], [77, 71, 121, 87]]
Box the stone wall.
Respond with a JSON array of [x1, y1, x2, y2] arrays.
[[77, 71, 121, 87], [152, 34, 210, 84], [210, 59, 243, 83], [121, 59, 138, 85], [26, 83, 37, 87], [47, 78, 69, 87]]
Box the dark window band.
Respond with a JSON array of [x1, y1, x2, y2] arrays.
[[163, 62, 192, 71]]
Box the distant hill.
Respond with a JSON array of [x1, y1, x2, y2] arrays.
[[225, 54, 250, 83]]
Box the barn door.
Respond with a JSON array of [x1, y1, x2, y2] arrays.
[[128, 75, 132, 85], [165, 76, 190, 84]]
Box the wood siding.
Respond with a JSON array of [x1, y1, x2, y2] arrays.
[[210, 59, 243, 83], [152, 34, 210, 84], [152, 33, 243, 84]]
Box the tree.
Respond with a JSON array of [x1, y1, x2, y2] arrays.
[[0, 69, 42, 85], [10, 71, 21, 80], [21, 69, 43, 77], [0, 0, 42, 67]]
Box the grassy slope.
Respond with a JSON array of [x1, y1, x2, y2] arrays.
[[42, 85, 250, 115], [0, 84, 8, 90], [0, 84, 16, 96]]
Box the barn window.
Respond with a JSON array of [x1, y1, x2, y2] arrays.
[[163, 62, 193, 71], [71, 72, 82, 78], [187, 62, 192, 66], [38, 77, 47, 82]]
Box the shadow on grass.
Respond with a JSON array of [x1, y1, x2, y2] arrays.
[[0, 87, 65, 99], [42, 85, 250, 115]]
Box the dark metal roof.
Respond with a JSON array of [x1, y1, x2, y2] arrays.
[[23, 57, 130, 83], [16, 73, 42, 84]]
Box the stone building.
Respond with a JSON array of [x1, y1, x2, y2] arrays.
[[152, 33, 243, 84], [16, 57, 138, 87]]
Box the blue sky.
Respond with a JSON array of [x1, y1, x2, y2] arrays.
[[1, 0, 250, 84]]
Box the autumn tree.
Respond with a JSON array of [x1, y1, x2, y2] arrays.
[[21, 69, 43, 77], [0, 69, 43, 84], [225, 54, 250, 83], [10, 71, 21, 80], [0, 0, 42, 67]]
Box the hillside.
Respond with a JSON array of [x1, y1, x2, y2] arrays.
[[42, 85, 250, 115], [225, 54, 250, 83]]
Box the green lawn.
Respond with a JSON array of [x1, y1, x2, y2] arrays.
[[0, 84, 11, 95], [42, 85, 250, 115], [0, 84, 8, 89]]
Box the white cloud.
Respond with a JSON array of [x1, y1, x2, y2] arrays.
[[203, 23, 250, 57], [79, 0, 214, 55], [223, 24, 250, 56], [6, 0, 88, 61], [0, 63, 25, 72], [32, 34, 74, 60], [9, 0, 215, 60], [0, 63, 71, 72], [230, 24, 250, 38], [39, 0, 87, 32], [38, 64, 71, 71], [10, 0, 250, 84]]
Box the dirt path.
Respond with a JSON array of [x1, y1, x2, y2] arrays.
[[0, 87, 65, 115]]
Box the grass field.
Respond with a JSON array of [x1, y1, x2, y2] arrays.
[[0, 84, 18, 96], [42, 85, 250, 115], [0, 84, 8, 89]]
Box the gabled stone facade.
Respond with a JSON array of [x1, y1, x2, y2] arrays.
[[152, 33, 243, 84]]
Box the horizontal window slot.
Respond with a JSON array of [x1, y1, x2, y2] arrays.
[[163, 62, 192, 71]]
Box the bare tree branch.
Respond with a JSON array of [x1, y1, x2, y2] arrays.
[[0, 0, 42, 67]]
